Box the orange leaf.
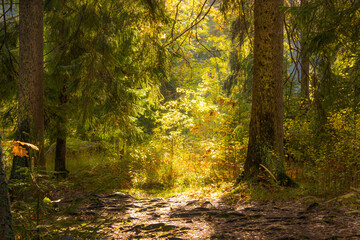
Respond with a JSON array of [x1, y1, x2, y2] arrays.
[[228, 100, 236, 107], [190, 126, 200, 133], [217, 97, 225, 105], [11, 143, 29, 157]]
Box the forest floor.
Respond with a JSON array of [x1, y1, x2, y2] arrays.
[[52, 189, 360, 240]]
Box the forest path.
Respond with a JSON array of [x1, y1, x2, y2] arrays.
[[66, 191, 360, 239]]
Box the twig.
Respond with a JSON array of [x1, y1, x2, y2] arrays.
[[163, 0, 217, 48], [171, 0, 183, 39], [195, 29, 225, 61], [30, 171, 45, 194], [259, 164, 279, 184]]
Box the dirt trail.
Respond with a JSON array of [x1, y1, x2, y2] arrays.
[[66, 192, 360, 239]]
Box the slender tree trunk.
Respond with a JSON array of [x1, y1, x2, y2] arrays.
[[55, 137, 67, 177], [300, 0, 310, 109], [11, 0, 45, 179], [243, 0, 294, 185], [55, 86, 68, 178], [0, 139, 15, 240], [300, 51, 310, 104]]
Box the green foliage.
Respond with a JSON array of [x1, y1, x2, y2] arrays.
[[280, 0, 360, 194], [129, 83, 245, 189], [119, 0, 248, 191], [0, 3, 19, 129], [44, 0, 168, 148], [67, 156, 132, 191], [284, 107, 360, 195]]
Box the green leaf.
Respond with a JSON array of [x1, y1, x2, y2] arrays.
[[43, 197, 52, 204]]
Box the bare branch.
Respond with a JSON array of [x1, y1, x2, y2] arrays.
[[163, 0, 217, 48], [171, 0, 183, 39]]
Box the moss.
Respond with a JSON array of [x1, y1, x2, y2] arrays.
[[277, 172, 298, 187]]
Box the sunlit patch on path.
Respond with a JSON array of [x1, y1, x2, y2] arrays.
[[67, 192, 360, 239]]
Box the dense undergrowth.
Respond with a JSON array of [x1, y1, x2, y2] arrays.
[[5, 107, 360, 197]]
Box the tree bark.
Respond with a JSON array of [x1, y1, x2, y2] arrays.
[[14, 0, 45, 169], [243, 0, 294, 185], [0, 139, 15, 240]]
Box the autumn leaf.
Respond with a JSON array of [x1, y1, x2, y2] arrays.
[[11, 143, 29, 157], [190, 125, 200, 133], [228, 100, 236, 108], [217, 97, 225, 105], [10, 141, 39, 157]]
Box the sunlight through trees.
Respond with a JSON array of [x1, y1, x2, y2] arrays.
[[0, 0, 359, 238]]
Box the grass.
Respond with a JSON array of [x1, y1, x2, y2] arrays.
[[44, 149, 358, 201], [14, 146, 356, 214]]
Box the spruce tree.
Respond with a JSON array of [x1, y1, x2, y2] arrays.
[[243, 0, 294, 185]]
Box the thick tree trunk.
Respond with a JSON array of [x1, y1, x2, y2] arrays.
[[15, 0, 45, 169], [0, 140, 15, 240], [243, 0, 293, 185]]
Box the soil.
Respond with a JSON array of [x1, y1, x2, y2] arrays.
[[55, 191, 360, 240]]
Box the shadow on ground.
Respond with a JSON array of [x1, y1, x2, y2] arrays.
[[54, 191, 360, 239]]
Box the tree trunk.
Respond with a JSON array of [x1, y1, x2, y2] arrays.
[[0, 139, 15, 240], [55, 137, 67, 178], [243, 0, 294, 185], [55, 86, 68, 178], [14, 0, 45, 170], [300, 51, 310, 105], [300, 0, 310, 109]]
